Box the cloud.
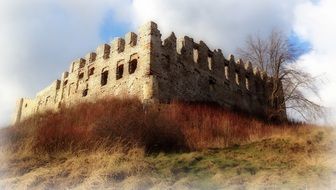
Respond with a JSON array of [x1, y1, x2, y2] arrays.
[[0, 0, 130, 126], [294, 0, 336, 125], [131, 0, 304, 53]]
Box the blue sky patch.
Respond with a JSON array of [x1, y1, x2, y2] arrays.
[[288, 32, 312, 59], [99, 10, 131, 42]]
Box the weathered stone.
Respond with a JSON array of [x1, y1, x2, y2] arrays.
[[13, 21, 286, 124]]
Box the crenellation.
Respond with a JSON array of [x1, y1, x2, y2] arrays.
[[85, 52, 97, 63], [69, 62, 75, 73], [139, 21, 159, 36], [61, 71, 69, 80], [13, 21, 286, 124], [212, 49, 225, 78], [160, 32, 177, 78], [260, 71, 268, 80], [69, 58, 86, 73], [228, 54, 235, 63], [177, 36, 194, 60], [96, 44, 110, 59], [198, 41, 211, 71], [245, 61, 253, 72], [111, 37, 125, 53], [14, 98, 24, 124], [236, 58, 244, 67], [253, 67, 260, 76], [55, 80, 61, 90], [125, 32, 138, 47], [36, 80, 60, 98], [163, 32, 176, 47]]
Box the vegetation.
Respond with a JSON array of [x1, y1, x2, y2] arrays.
[[238, 30, 324, 121], [0, 98, 335, 189]]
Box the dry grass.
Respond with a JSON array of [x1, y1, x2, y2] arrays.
[[4, 98, 310, 153], [0, 98, 335, 189]]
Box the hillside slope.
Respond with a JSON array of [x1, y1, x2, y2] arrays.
[[0, 98, 335, 189]]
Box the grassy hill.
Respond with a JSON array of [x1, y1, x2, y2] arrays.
[[0, 98, 335, 189]]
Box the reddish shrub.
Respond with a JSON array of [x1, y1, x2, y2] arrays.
[[93, 100, 187, 152], [35, 125, 92, 153], [7, 98, 303, 153]]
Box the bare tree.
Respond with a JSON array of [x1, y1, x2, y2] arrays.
[[238, 30, 324, 122]]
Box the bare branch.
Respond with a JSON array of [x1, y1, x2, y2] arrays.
[[238, 30, 324, 122]]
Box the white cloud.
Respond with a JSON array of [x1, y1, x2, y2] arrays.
[[0, 0, 130, 126], [294, 0, 336, 125], [131, 0, 304, 53]]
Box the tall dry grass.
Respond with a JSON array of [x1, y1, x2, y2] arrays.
[[2, 98, 307, 155]]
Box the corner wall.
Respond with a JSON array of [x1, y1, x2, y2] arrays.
[[149, 31, 276, 118], [14, 22, 157, 124]]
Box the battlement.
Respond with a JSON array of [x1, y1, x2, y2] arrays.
[[14, 21, 284, 124], [163, 34, 268, 82], [64, 21, 267, 87]]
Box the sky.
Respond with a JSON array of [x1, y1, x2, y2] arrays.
[[0, 0, 335, 127]]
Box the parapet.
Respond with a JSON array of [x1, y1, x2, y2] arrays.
[[69, 58, 86, 73], [125, 32, 138, 47], [111, 37, 125, 53], [96, 44, 111, 59], [245, 61, 253, 72], [59, 20, 270, 85], [36, 80, 61, 97], [163, 32, 177, 48], [62, 71, 69, 80], [85, 52, 97, 63], [138, 21, 159, 36], [159, 30, 270, 82]]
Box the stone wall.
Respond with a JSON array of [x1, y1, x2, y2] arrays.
[[14, 22, 157, 123], [148, 24, 272, 118], [14, 21, 285, 123]]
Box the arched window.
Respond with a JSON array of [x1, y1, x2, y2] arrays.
[[78, 72, 84, 80], [193, 48, 199, 63], [101, 70, 109, 86], [45, 96, 50, 105], [235, 71, 240, 85], [82, 89, 88, 97], [116, 61, 124, 80], [89, 67, 95, 76], [245, 76, 250, 90], [224, 64, 229, 80], [207, 53, 213, 71], [129, 59, 137, 74], [209, 77, 216, 91]]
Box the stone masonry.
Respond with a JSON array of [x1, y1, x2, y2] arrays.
[[14, 21, 286, 123]]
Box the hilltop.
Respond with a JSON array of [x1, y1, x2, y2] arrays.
[[1, 98, 335, 189]]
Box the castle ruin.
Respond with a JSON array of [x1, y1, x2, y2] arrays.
[[14, 21, 286, 123]]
